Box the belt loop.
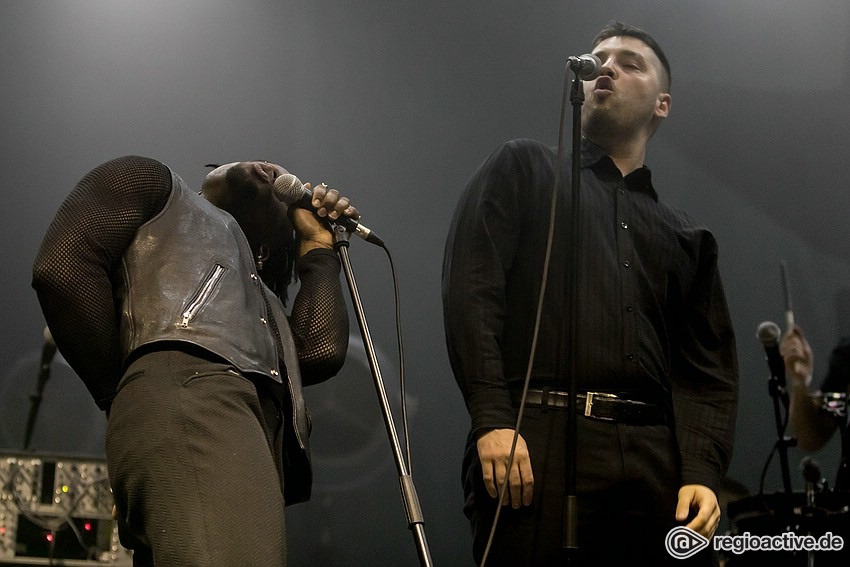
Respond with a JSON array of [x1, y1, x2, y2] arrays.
[[584, 392, 594, 417], [541, 387, 550, 414]]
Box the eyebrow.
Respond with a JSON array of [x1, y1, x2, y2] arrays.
[[592, 48, 648, 64]]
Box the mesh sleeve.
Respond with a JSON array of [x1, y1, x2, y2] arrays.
[[288, 248, 349, 385], [32, 156, 172, 410]]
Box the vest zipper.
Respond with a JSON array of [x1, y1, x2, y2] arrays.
[[181, 263, 226, 328]]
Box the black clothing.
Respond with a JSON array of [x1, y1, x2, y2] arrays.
[[443, 137, 738, 490], [463, 409, 715, 566], [106, 349, 288, 566], [32, 156, 346, 410], [442, 138, 738, 564], [32, 155, 349, 565]]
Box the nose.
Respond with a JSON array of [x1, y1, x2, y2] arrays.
[[598, 58, 616, 78]]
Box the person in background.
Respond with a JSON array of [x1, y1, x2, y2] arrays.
[[781, 325, 849, 490]]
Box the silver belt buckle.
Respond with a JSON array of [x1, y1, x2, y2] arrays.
[[584, 391, 618, 419]]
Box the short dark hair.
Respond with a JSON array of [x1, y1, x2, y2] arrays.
[[593, 21, 671, 90]]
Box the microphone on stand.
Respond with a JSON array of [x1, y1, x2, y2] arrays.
[[567, 53, 602, 80], [23, 325, 57, 450], [756, 321, 786, 389], [273, 174, 384, 247]]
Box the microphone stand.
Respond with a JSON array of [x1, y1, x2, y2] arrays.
[[766, 362, 797, 531], [560, 65, 587, 559], [23, 328, 56, 450], [332, 226, 433, 567]]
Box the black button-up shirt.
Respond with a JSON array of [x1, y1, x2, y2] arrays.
[[442, 138, 738, 490]]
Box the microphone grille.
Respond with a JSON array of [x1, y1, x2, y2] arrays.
[[580, 53, 602, 81], [756, 320, 781, 345], [273, 173, 304, 204]]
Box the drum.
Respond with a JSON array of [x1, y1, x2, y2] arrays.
[[724, 491, 849, 566], [821, 392, 847, 419], [821, 392, 849, 491]]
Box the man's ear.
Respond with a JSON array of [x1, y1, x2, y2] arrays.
[[655, 92, 672, 119]]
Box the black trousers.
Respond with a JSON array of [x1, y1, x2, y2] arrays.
[[463, 405, 718, 566], [106, 348, 288, 566]]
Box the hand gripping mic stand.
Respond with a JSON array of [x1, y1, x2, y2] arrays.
[[332, 226, 434, 567]]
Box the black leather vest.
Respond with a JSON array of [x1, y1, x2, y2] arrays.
[[116, 170, 312, 503]]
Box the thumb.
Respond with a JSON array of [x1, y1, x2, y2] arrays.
[[675, 489, 693, 522]]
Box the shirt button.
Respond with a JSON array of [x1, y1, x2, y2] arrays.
[[626, 353, 635, 361], [623, 260, 631, 268], [621, 222, 628, 229], [626, 305, 634, 312], [260, 317, 267, 325], [270, 369, 279, 377]]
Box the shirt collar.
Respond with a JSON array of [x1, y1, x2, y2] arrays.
[[580, 138, 659, 202]]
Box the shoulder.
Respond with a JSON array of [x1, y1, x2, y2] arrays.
[[498, 138, 555, 162], [474, 138, 557, 183]]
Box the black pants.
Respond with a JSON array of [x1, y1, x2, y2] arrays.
[[463, 405, 718, 566], [106, 348, 288, 566]]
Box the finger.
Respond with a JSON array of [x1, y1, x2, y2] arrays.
[[316, 188, 341, 217], [675, 496, 691, 522], [328, 196, 350, 220], [707, 510, 721, 539], [686, 509, 718, 539], [480, 461, 497, 499], [344, 205, 361, 221], [494, 465, 509, 506], [508, 465, 522, 509], [319, 187, 340, 207], [520, 461, 534, 506]]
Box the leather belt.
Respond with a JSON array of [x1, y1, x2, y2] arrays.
[[515, 388, 666, 425]]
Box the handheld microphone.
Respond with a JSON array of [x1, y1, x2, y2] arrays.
[[567, 53, 602, 81], [756, 321, 786, 388], [273, 174, 384, 246]]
